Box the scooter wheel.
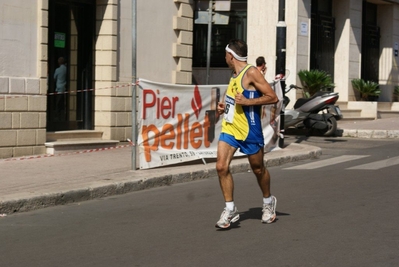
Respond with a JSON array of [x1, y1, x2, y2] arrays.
[[319, 116, 337, 136]]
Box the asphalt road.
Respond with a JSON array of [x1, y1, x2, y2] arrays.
[[1, 137, 398, 267]]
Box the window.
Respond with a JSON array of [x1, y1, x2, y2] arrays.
[[193, 1, 247, 68]]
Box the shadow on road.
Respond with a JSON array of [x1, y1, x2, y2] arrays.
[[238, 207, 291, 222]]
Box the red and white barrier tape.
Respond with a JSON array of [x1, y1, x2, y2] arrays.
[[0, 83, 135, 100], [2, 139, 135, 162]]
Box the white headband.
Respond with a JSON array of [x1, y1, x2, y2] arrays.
[[225, 44, 248, 61]]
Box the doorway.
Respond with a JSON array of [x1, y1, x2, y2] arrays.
[[47, 0, 95, 131], [310, 0, 335, 78], [361, 1, 380, 84]]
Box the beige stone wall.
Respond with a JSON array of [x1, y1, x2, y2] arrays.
[[248, 0, 311, 108], [292, 0, 311, 105], [333, 0, 362, 102], [0, 1, 47, 159], [136, 0, 193, 84], [0, 80, 47, 159], [247, 0, 313, 108], [94, 0, 130, 141], [247, 0, 279, 83], [95, 0, 194, 142], [172, 0, 194, 84]]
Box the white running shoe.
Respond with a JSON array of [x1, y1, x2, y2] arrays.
[[262, 195, 277, 223], [215, 207, 240, 229]]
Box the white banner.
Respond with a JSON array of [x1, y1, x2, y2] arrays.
[[137, 79, 283, 169]]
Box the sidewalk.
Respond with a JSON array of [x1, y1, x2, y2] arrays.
[[0, 117, 397, 215], [338, 117, 399, 138]]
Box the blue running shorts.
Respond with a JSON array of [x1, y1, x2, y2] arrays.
[[219, 133, 263, 155]]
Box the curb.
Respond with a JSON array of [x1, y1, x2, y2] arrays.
[[0, 143, 322, 215], [285, 127, 399, 139], [340, 129, 399, 139]]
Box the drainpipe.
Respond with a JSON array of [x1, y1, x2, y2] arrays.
[[132, 0, 137, 170], [206, 0, 213, 85], [276, 0, 286, 148]]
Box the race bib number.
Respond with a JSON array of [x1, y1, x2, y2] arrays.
[[224, 95, 235, 123]]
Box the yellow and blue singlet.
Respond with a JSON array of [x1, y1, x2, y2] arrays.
[[221, 64, 264, 144]]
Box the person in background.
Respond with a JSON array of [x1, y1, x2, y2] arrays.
[[215, 39, 278, 229], [54, 57, 67, 118], [256, 56, 267, 76]]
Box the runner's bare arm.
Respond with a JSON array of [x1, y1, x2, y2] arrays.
[[237, 67, 278, 106]]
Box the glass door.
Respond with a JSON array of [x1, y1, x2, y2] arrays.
[[47, 0, 95, 131]]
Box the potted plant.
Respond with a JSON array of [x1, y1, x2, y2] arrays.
[[297, 69, 335, 98], [351, 78, 380, 101], [393, 85, 399, 102]]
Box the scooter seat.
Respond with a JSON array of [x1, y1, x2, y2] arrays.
[[294, 91, 333, 109]]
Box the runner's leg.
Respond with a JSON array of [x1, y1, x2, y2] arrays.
[[248, 147, 271, 198], [216, 140, 237, 202]]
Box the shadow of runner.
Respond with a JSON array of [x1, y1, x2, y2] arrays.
[[215, 209, 291, 231], [238, 207, 290, 222]]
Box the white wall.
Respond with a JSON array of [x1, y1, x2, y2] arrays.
[[247, 0, 311, 108], [0, 0, 38, 77], [118, 0, 133, 82], [136, 0, 179, 83], [332, 0, 363, 102], [378, 4, 396, 102], [247, 0, 278, 83]]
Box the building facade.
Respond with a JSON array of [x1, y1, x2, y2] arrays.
[[1, 0, 399, 159]]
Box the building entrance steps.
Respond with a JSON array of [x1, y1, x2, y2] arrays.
[[45, 130, 119, 155]]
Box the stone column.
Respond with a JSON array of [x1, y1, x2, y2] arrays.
[[334, 0, 362, 102], [94, 0, 130, 141], [378, 4, 399, 102]]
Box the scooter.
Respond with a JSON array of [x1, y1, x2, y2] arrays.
[[283, 84, 343, 136]]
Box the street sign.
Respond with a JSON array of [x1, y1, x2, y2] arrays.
[[214, 0, 231, 11], [194, 11, 229, 25], [213, 12, 229, 25], [194, 0, 231, 24], [194, 11, 208, 24]]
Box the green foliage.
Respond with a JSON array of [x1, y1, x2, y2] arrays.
[[297, 70, 335, 97], [394, 86, 399, 101], [351, 79, 380, 101]]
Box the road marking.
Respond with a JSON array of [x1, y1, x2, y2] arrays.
[[284, 155, 370, 170], [347, 156, 399, 170]]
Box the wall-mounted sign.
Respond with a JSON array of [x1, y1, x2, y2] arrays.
[[300, 22, 308, 36], [54, 32, 66, 48]]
